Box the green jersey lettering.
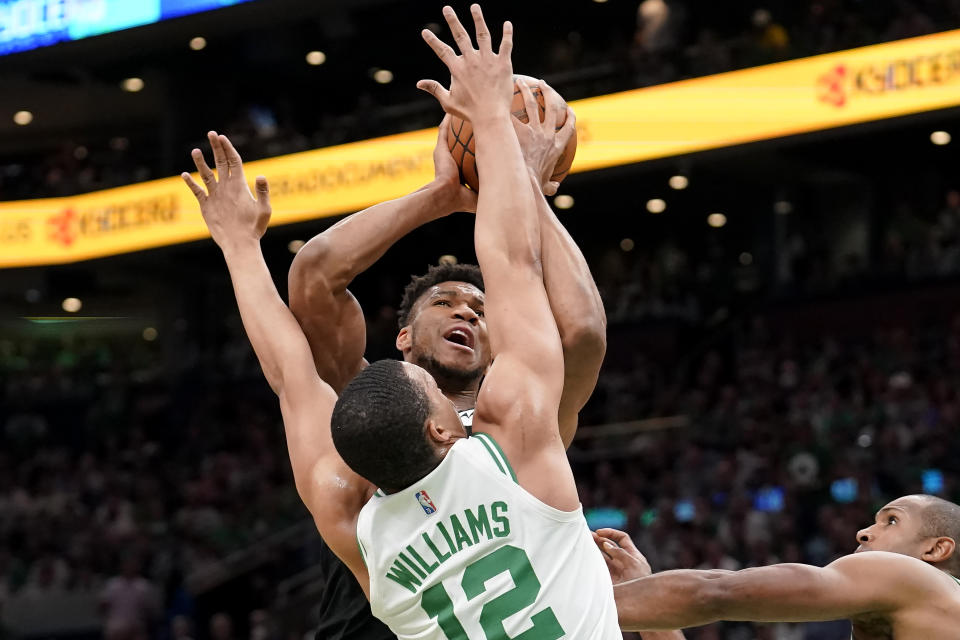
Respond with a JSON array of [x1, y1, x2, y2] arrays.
[[449, 514, 474, 551], [407, 545, 440, 575], [423, 532, 452, 565], [398, 551, 427, 579], [385, 558, 423, 594], [491, 501, 510, 537], [465, 505, 493, 544]]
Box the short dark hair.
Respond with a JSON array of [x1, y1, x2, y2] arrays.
[[330, 360, 439, 492], [915, 494, 960, 575], [397, 263, 484, 328]]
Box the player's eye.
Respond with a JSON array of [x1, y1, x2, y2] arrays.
[[888, 516, 897, 524], [475, 308, 484, 317], [433, 300, 450, 307]]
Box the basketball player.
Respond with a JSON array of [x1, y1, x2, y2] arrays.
[[182, 93, 601, 640], [281, 19, 602, 640], [593, 494, 960, 638], [338, 5, 619, 636], [183, 5, 619, 637]]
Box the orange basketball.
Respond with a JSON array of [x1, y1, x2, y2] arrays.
[[447, 75, 577, 192]]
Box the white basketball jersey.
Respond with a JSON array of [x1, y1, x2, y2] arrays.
[[355, 433, 621, 640]]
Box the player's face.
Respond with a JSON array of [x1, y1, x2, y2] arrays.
[[401, 281, 490, 384], [854, 496, 929, 558]]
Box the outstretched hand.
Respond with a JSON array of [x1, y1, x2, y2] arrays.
[[417, 4, 514, 124], [593, 528, 652, 584], [182, 131, 271, 251], [511, 80, 576, 196]]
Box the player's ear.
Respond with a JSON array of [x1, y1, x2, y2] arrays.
[[922, 536, 956, 565], [425, 417, 461, 447], [396, 326, 411, 353]]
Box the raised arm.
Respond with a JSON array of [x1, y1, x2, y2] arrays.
[[182, 132, 369, 594], [288, 120, 477, 392], [513, 83, 606, 447], [417, 5, 577, 512], [612, 551, 938, 631]]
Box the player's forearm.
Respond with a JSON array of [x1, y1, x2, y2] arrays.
[[615, 570, 735, 630], [290, 181, 458, 296], [535, 183, 606, 444], [474, 117, 543, 271], [221, 239, 314, 396], [619, 563, 870, 628]]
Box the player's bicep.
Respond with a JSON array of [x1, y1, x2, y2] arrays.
[[288, 259, 367, 393], [711, 558, 907, 622]]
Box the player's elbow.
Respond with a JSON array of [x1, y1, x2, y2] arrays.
[[560, 315, 606, 364], [288, 236, 345, 302]]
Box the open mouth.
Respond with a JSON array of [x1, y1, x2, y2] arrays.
[[443, 327, 475, 351]]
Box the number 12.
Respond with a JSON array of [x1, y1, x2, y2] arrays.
[[421, 545, 564, 640]]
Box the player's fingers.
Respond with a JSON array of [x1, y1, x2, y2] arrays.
[[208, 130, 228, 177], [255, 176, 271, 212], [498, 20, 513, 58], [593, 531, 613, 557], [442, 5, 474, 55], [181, 172, 206, 202], [517, 78, 539, 126], [597, 528, 645, 560], [595, 528, 631, 547], [557, 106, 577, 146], [601, 539, 636, 570], [470, 4, 491, 52], [191, 148, 216, 189], [540, 80, 561, 132], [544, 181, 559, 196], [598, 540, 627, 578], [437, 114, 451, 143], [219, 134, 244, 174], [417, 80, 453, 111], [421, 29, 458, 66]]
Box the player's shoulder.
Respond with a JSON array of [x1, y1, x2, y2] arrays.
[[455, 432, 518, 483], [830, 552, 958, 596]]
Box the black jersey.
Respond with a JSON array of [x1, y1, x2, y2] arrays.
[[312, 539, 394, 640]]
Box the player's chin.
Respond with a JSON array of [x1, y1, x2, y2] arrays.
[[434, 346, 485, 373], [436, 349, 480, 370]]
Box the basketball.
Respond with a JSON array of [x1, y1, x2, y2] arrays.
[[447, 74, 577, 192]]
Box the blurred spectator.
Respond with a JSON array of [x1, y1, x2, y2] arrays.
[[100, 556, 161, 640], [171, 615, 196, 640], [209, 612, 236, 640]]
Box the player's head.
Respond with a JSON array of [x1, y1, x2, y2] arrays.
[[855, 494, 960, 575], [330, 359, 467, 493], [396, 263, 489, 390]]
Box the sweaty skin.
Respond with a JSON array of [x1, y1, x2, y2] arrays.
[[595, 496, 960, 639]]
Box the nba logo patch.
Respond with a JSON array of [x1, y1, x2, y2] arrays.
[[415, 490, 437, 515]]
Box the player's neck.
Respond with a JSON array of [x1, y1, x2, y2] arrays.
[[442, 386, 478, 412]]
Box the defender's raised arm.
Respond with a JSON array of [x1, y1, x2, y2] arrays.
[[182, 132, 370, 594], [418, 4, 577, 512]]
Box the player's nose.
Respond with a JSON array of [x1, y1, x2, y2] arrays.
[[452, 304, 479, 324], [856, 526, 873, 544]]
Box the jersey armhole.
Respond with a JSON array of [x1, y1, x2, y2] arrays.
[[356, 533, 368, 568], [471, 432, 518, 483]]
